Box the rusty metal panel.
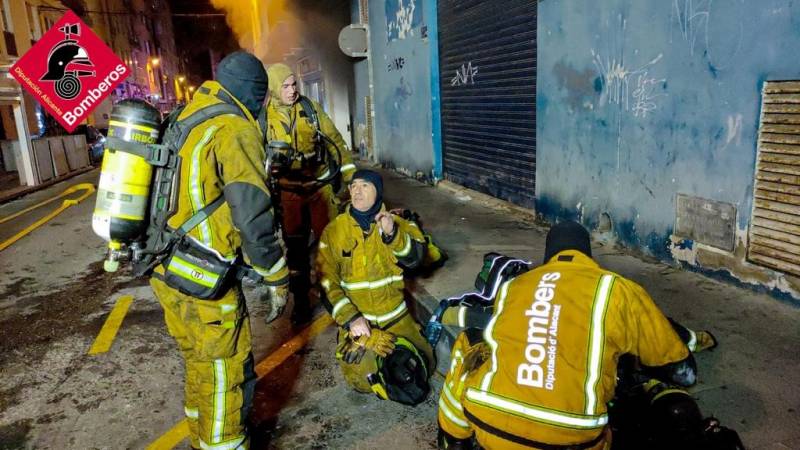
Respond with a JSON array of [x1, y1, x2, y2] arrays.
[[747, 81, 800, 277], [675, 194, 736, 252], [764, 81, 800, 93], [763, 104, 800, 114], [763, 93, 800, 104]]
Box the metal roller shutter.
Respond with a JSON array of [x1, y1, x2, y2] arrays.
[[438, 0, 537, 208], [748, 80, 800, 277]]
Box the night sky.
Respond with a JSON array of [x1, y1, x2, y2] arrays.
[[167, 0, 239, 88]]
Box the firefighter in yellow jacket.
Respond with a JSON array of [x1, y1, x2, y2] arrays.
[[265, 63, 357, 324], [149, 52, 289, 450], [437, 221, 698, 450], [316, 170, 435, 399]]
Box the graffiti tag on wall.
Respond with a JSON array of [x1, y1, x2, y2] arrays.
[[387, 57, 405, 72], [671, 0, 743, 70], [451, 61, 478, 86], [592, 49, 666, 118], [386, 0, 423, 42]]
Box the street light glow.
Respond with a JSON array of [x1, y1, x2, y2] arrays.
[[151, 57, 160, 66]]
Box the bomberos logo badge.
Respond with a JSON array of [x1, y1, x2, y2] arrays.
[[10, 10, 129, 132]]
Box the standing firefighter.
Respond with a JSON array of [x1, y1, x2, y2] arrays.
[[149, 52, 289, 450], [264, 63, 356, 324], [437, 221, 698, 450], [317, 170, 435, 404]]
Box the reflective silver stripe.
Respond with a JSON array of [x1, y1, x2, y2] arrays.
[[393, 233, 412, 257], [687, 329, 697, 352], [255, 257, 286, 277], [466, 389, 608, 429], [340, 274, 404, 291], [450, 349, 464, 376], [584, 274, 615, 415], [458, 306, 467, 328], [331, 297, 352, 318], [363, 302, 407, 324], [212, 359, 227, 443], [220, 303, 236, 314], [189, 125, 219, 246], [187, 235, 236, 262], [443, 384, 464, 412], [480, 281, 512, 391], [199, 436, 246, 450], [184, 406, 199, 420], [439, 398, 469, 429], [319, 241, 327, 248], [341, 163, 356, 172]]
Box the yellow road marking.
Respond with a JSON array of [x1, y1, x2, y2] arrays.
[[0, 183, 96, 252], [88, 295, 134, 355], [146, 314, 335, 450]]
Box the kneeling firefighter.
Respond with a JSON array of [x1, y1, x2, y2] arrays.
[[92, 51, 289, 450], [264, 63, 357, 324], [435, 222, 737, 450], [316, 170, 434, 404]]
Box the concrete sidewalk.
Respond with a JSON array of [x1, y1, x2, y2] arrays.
[[378, 168, 800, 450]]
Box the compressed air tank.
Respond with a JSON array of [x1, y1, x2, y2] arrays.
[[92, 99, 161, 271]]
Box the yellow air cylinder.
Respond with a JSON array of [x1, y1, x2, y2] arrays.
[[91, 99, 161, 272]]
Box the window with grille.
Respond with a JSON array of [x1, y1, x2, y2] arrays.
[[748, 80, 800, 277]]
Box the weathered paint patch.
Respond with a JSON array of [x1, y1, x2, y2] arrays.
[[553, 60, 597, 110], [537, 0, 800, 301], [370, 0, 433, 177], [385, 0, 423, 42]]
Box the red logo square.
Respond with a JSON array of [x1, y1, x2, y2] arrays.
[[10, 10, 130, 132]]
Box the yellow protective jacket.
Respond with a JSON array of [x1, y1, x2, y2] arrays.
[[155, 80, 288, 285], [438, 250, 689, 449], [316, 206, 426, 328], [265, 64, 355, 184]]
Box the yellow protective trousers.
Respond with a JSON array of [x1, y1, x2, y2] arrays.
[[337, 313, 434, 393], [151, 278, 254, 450]]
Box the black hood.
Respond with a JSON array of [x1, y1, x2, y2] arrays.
[[544, 220, 592, 263], [215, 51, 268, 118]]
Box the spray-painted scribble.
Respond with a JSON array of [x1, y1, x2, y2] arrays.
[[451, 61, 479, 86], [387, 57, 405, 72], [386, 0, 423, 42], [671, 0, 743, 70], [592, 50, 666, 118], [672, 0, 710, 56], [724, 113, 743, 148]]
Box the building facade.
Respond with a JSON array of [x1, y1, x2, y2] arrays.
[[353, 0, 800, 303]]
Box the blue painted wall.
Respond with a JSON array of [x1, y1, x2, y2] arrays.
[[369, 0, 434, 177], [351, 0, 370, 158], [537, 0, 800, 259]]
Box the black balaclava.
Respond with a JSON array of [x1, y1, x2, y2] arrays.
[[215, 51, 268, 119], [543, 220, 592, 264], [349, 169, 384, 232]]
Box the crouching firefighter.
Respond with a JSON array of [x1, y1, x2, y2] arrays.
[[91, 51, 289, 450], [316, 170, 435, 404], [435, 221, 724, 450]]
